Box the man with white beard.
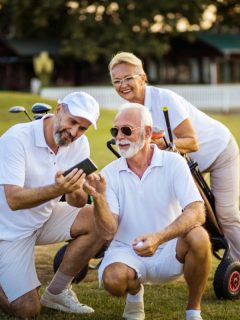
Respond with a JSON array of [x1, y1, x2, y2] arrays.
[[83, 102, 212, 320]]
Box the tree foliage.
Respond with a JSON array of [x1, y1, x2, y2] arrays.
[[0, 0, 239, 63], [213, 0, 240, 33]]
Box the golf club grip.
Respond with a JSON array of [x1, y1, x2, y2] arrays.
[[162, 106, 173, 143], [106, 139, 121, 158]]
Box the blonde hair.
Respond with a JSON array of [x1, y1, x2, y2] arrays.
[[109, 52, 146, 77]]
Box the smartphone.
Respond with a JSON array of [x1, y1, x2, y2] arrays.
[[63, 158, 98, 177]]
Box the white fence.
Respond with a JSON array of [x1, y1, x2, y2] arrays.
[[41, 84, 240, 112]]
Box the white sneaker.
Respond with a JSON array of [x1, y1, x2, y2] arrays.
[[122, 284, 145, 320], [122, 301, 145, 320], [40, 287, 94, 314], [188, 317, 203, 320]]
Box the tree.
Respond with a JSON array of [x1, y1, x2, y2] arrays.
[[212, 0, 240, 33], [0, 0, 239, 64]]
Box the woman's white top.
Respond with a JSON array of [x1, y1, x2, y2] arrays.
[[144, 86, 231, 171]]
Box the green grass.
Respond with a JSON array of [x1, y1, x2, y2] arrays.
[[207, 112, 240, 147], [0, 92, 240, 319], [1, 254, 239, 320]]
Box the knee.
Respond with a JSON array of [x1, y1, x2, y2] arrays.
[[11, 294, 41, 318], [102, 264, 127, 297], [72, 204, 96, 236], [185, 227, 211, 256]]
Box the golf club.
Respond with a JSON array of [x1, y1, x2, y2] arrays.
[[8, 106, 32, 121], [31, 102, 52, 114]]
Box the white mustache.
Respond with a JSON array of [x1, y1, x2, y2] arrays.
[[116, 139, 131, 146]]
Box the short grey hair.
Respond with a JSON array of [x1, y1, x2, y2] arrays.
[[109, 52, 146, 78], [116, 102, 153, 128]]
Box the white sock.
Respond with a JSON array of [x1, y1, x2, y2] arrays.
[[47, 270, 74, 295], [127, 284, 144, 302], [186, 309, 201, 320]]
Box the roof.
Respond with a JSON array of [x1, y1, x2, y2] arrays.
[[197, 33, 240, 55], [0, 38, 60, 56]]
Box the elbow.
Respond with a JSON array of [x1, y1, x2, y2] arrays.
[[200, 213, 206, 226], [199, 204, 206, 225], [4, 186, 25, 210], [190, 201, 206, 226], [103, 233, 115, 241], [101, 224, 118, 241], [192, 137, 199, 152], [5, 194, 21, 211], [6, 198, 20, 211], [6, 194, 31, 211], [102, 227, 117, 241]]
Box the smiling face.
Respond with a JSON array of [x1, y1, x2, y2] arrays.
[[53, 105, 91, 147], [114, 108, 145, 159], [111, 63, 146, 104]]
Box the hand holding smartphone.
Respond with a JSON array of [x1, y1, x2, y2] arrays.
[[63, 158, 98, 177]]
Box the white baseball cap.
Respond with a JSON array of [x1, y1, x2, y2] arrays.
[[58, 91, 100, 129]]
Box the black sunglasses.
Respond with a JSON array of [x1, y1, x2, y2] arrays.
[[110, 126, 141, 138]]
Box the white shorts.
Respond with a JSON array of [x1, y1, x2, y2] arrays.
[[0, 202, 79, 303], [98, 238, 183, 285]]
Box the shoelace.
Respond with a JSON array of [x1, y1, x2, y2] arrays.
[[66, 289, 86, 307]]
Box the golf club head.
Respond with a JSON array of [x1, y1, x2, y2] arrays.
[[8, 106, 26, 113], [33, 114, 44, 120], [32, 103, 52, 114]]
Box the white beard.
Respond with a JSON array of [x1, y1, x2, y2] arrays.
[[116, 135, 145, 159]]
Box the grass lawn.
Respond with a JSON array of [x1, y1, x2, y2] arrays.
[[0, 92, 240, 319]]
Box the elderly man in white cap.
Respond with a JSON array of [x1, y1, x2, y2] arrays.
[[0, 92, 103, 318]]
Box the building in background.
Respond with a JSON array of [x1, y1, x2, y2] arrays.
[[0, 33, 240, 91], [147, 34, 240, 85]]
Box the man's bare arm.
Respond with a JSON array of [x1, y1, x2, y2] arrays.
[[156, 201, 205, 244], [133, 201, 205, 256], [83, 174, 118, 240], [4, 168, 88, 210]]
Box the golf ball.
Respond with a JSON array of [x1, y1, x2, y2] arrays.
[[135, 241, 144, 248]]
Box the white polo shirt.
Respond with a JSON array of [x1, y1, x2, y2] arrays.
[[101, 145, 203, 248], [144, 86, 231, 171], [0, 116, 90, 241]]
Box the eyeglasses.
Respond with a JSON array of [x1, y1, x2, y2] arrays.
[[112, 74, 140, 86], [110, 126, 142, 138]]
